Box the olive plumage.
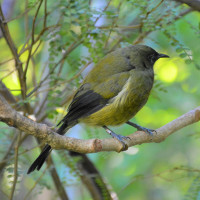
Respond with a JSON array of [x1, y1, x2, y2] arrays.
[[27, 45, 169, 174]]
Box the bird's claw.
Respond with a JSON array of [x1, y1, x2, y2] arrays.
[[137, 127, 156, 135], [126, 121, 155, 136], [103, 126, 130, 151], [111, 133, 129, 151]]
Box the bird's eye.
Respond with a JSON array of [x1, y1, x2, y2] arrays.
[[148, 54, 157, 64]]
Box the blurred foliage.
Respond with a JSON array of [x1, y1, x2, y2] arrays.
[[0, 0, 200, 199]]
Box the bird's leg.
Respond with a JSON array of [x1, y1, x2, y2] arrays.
[[126, 121, 155, 135], [102, 126, 129, 151]]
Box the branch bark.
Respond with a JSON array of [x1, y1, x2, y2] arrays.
[[0, 94, 200, 153], [174, 0, 200, 12], [0, 80, 17, 105]]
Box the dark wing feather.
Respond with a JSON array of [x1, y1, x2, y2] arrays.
[[59, 88, 108, 126]]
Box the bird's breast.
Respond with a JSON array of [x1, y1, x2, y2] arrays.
[[109, 70, 153, 122]]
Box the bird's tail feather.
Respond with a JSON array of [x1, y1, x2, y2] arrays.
[[27, 144, 52, 174], [27, 122, 68, 174]]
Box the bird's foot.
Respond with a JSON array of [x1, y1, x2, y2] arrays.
[[103, 126, 130, 151], [136, 126, 155, 135], [109, 132, 130, 151], [126, 121, 156, 135]]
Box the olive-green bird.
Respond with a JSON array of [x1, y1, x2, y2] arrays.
[[27, 45, 169, 174]]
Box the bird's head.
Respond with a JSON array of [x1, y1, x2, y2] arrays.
[[133, 45, 169, 68]]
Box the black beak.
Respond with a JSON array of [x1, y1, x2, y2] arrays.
[[158, 53, 169, 58]]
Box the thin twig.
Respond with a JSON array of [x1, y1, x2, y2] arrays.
[[0, 58, 14, 66], [139, 0, 164, 33], [119, 166, 200, 193], [104, 0, 124, 49], [9, 131, 21, 200], [0, 133, 18, 173], [46, 156, 69, 200], [0, 5, 31, 113], [25, 0, 29, 37], [94, 0, 112, 25], [0, 68, 17, 81], [65, 61, 92, 83], [23, 166, 48, 200], [26, 40, 83, 98], [23, 0, 44, 80], [43, 0, 47, 28], [4, 1, 39, 23], [0, 144, 43, 165], [134, 8, 192, 44], [19, 24, 60, 56], [96, 24, 141, 30]]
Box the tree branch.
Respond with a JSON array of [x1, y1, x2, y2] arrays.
[[69, 151, 113, 200], [0, 94, 200, 153], [0, 80, 17, 105], [0, 5, 32, 113], [174, 0, 200, 12]]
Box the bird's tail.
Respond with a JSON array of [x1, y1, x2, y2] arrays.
[[27, 122, 68, 174], [27, 144, 52, 174]]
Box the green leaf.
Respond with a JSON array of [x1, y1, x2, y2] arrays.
[[176, 47, 182, 53], [185, 59, 192, 64], [180, 53, 187, 58]]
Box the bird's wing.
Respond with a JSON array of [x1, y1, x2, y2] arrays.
[[62, 89, 108, 125], [60, 72, 130, 126]]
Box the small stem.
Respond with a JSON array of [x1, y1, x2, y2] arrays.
[[23, 166, 48, 200], [9, 131, 21, 200]]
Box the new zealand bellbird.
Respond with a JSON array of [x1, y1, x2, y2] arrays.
[[27, 45, 169, 174]]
